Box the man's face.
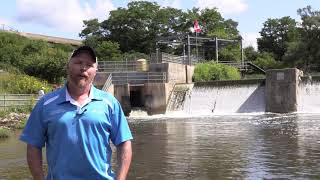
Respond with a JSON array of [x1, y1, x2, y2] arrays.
[[67, 52, 97, 89]]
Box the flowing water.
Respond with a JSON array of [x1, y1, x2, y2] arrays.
[[1, 82, 320, 179], [0, 114, 320, 179]]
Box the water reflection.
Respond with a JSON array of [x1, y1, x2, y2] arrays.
[[0, 114, 320, 179]]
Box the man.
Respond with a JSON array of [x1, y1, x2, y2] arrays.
[[38, 87, 45, 98], [20, 46, 133, 180]]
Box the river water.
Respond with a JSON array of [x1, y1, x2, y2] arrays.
[[0, 113, 320, 179]]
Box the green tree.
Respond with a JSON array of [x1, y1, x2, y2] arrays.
[[244, 46, 258, 62], [218, 44, 241, 62], [0, 31, 72, 83], [80, 1, 240, 57], [253, 52, 282, 70], [296, 6, 320, 71], [257, 16, 299, 61]]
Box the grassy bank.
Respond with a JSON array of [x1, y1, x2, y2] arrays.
[[0, 128, 10, 139], [0, 106, 31, 139]]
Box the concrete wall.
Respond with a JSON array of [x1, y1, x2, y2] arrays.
[[186, 65, 195, 83], [149, 63, 194, 84], [265, 68, 300, 113], [113, 84, 131, 116], [144, 83, 172, 115]]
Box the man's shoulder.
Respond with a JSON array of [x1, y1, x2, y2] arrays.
[[40, 88, 64, 106], [94, 87, 117, 101]]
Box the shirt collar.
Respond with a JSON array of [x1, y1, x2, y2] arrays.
[[56, 84, 103, 105]]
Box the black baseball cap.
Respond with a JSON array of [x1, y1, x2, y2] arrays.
[[70, 46, 97, 63]]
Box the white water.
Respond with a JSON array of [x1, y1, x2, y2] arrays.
[[298, 81, 320, 113], [183, 84, 265, 115], [129, 81, 320, 118]]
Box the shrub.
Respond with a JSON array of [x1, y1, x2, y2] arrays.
[[0, 105, 33, 118], [193, 61, 241, 82], [0, 128, 10, 139], [253, 52, 282, 70], [0, 73, 50, 94]]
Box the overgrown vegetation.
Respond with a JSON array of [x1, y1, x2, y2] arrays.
[[0, 73, 50, 94], [0, 105, 33, 118], [245, 6, 320, 73], [0, 31, 72, 84], [0, 128, 10, 139], [80, 1, 240, 57], [193, 62, 241, 82]]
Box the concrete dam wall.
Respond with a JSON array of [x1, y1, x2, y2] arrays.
[[181, 69, 320, 115]]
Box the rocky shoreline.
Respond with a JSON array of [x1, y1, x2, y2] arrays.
[[0, 113, 29, 130]]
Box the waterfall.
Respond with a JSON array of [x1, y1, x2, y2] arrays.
[[183, 84, 265, 115], [298, 81, 320, 113]]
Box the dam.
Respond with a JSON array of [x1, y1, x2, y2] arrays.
[[94, 56, 317, 116]]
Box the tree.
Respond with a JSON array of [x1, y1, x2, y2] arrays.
[[244, 46, 258, 62], [257, 16, 299, 61], [0, 31, 71, 83], [296, 6, 320, 71], [80, 1, 240, 57], [253, 52, 282, 70]]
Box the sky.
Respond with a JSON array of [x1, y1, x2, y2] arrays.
[[1, 0, 320, 49]]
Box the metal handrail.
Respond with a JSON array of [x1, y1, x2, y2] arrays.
[[150, 52, 199, 65], [0, 94, 38, 108], [102, 73, 113, 91], [111, 72, 166, 85], [98, 61, 147, 72]]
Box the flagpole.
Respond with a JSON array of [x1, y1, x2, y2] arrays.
[[196, 32, 198, 60]]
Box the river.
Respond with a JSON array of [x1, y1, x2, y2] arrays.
[[0, 113, 319, 179]]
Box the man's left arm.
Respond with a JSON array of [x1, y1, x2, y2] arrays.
[[116, 140, 132, 180]]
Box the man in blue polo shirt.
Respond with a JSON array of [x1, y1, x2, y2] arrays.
[[20, 46, 133, 180]]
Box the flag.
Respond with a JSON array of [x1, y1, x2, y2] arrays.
[[194, 20, 201, 33]]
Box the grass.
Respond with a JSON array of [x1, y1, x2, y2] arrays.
[[0, 105, 32, 118], [0, 128, 10, 139]]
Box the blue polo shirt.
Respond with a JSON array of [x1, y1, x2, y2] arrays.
[[20, 85, 133, 180]]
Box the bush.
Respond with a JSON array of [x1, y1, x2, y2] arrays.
[[0, 31, 70, 83], [0, 73, 50, 94], [0, 128, 10, 139], [0, 105, 33, 118], [253, 52, 282, 70], [193, 61, 241, 82]]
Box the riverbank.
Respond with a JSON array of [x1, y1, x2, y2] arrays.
[[0, 113, 28, 138]]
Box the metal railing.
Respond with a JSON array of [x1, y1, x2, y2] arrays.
[[98, 61, 143, 72], [112, 72, 167, 85], [150, 52, 199, 65], [0, 94, 38, 108], [218, 61, 249, 71], [102, 73, 113, 91]]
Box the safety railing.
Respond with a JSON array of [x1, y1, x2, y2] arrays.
[[150, 52, 199, 65], [112, 72, 167, 85], [98, 61, 142, 72], [102, 73, 113, 91], [218, 61, 249, 71], [0, 94, 38, 108]]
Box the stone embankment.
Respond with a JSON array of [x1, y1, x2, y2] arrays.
[[0, 113, 28, 130]]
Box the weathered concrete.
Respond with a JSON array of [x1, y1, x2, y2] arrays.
[[149, 63, 194, 84], [186, 65, 195, 83], [265, 68, 300, 113], [144, 83, 172, 115], [113, 84, 131, 116]]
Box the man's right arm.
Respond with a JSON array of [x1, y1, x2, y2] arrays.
[[27, 144, 45, 180]]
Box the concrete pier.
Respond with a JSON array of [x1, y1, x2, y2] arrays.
[[265, 68, 301, 113]]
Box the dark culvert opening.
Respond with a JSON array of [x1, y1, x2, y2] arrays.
[[130, 89, 144, 107]]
